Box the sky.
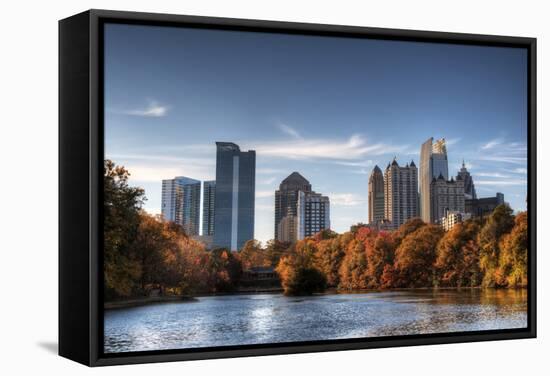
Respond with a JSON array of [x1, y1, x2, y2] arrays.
[[104, 23, 528, 245]]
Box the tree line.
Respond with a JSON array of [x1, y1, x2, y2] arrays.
[[104, 160, 528, 299]]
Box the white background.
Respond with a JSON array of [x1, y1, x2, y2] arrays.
[[0, 0, 547, 374]]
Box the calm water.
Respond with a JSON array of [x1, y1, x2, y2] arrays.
[[104, 289, 527, 353]]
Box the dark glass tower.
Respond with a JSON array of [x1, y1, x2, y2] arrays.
[[202, 180, 216, 236], [213, 142, 256, 250]]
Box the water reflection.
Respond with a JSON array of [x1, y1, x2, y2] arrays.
[[104, 289, 527, 353]]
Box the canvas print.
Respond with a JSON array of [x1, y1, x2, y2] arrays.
[[102, 23, 529, 354]]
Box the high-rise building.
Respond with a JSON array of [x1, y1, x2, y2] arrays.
[[202, 180, 216, 236], [275, 172, 312, 242], [275, 172, 330, 242], [384, 159, 419, 230], [441, 211, 472, 231], [420, 137, 449, 223], [161, 176, 201, 236], [368, 165, 385, 224], [430, 174, 465, 223], [297, 191, 330, 240], [465, 192, 505, 218], [456, 160, 477, 199], [213, 142, 256, 251]]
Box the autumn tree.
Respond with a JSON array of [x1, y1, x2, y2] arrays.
[[339, 239, 368, 290], [239, 239, 268, 269], [103, 160, 146, 298], [435, 220, 481, 287], [478, 204, 515, 287], [207, 249, 242, 292], [365, 232, 395, 288], [264, 239, 291, 267], [393, 218, 426, 246], [276, 240, 326, 295], [316, 237, 346, 287], [393, 224, 444, 287], [497, 211, 528, 287]]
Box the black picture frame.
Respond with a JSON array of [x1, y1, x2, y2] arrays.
[[59, 9, 537, 367]]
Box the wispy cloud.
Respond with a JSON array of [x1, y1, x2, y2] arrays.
[[332, 160, 374, 168], [257, 168, 287, 175], [260, 177, 277, 185], [445, 138, 461, 146], [475, 172, 511, 178], [513, 168, 527, 174], [113, 100, 169, 117], [278, 123, 302, 139], [329, 193, 367, 207], [107, 154, 215, 183], [249, 135, 409, 161], [481, 138, 503, 150], [478, 156, 527, 165], [256, 190, 274, 199], [476, 179, 527, 186]]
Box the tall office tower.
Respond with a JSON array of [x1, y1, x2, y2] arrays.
[[420, 137, 449, 223], [465, 192, 505, 218], [161, 176, 201, 236], [430, 174, 465, 223], [274, 172, 312, 242], [297, 191, 330, 240], [456, 160, 477, 199], [368, 165, 385, 224], [213, 142, 256, 251], [384, 159, 419, 230], [202, 180, 216, 236]]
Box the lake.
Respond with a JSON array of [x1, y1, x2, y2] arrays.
[[104, 289, 527, 353]]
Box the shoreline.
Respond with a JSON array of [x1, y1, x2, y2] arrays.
[[105, 286, 526, 309], [104, 296, 197, 310]]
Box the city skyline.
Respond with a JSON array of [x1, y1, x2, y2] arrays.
[[104, 23, 528, 244]]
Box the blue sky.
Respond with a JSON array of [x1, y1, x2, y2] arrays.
[[104, 23, 528, 244]]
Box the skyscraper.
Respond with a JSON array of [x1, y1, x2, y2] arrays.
[[202, 180, 216, 236], [420, 137, 449, 223], [161, 176, 201, 235], [275, 172, 330, 242], [457, 160, 477, 199], [275, 172, 312, 242], [368, 165, 385, 224], [430, 174, 465, 223], [213, 142, 256, 251], [384, 159, 419, 230], [297, 191, 330, 239]]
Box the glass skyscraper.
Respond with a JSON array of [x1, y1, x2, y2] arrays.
[[420, 137, 449, 223], [202, 180, 216, 236], [161, 176, 201, 236], [213, 142, 256, 251]]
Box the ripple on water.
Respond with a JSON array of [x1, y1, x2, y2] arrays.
[[104, 289, 528, 353]]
